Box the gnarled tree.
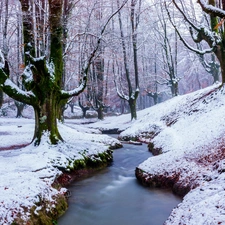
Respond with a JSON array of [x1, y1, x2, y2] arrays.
[[166, 0, 225, 85], [0, 0, 127, 145]]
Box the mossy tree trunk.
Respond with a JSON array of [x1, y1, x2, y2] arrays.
[[0, 88, 3, 108], [0, 0, 87, 145], [0, 0, 126, 145]]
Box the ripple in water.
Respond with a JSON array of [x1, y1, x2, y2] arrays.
[[58, 143, 181, 225]]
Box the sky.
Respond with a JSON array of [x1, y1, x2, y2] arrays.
[[0, 82, 225, 224]]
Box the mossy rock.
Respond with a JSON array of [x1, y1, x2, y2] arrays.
[[148, 142, 162, 155], [13, 194, 67, 225]]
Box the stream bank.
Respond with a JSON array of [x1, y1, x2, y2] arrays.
[[58, 142, 181, 225], [11, 147, 115, 225]]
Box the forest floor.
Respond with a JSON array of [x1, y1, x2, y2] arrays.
[[1, 82, 225, 224], [0, 117, 121, 224]]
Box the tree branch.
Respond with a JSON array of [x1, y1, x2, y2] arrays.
[[197, 0, 225, 18], [165, 2, 216, 55], [0, 50, 36, 105], [60, 0, 129, 100]]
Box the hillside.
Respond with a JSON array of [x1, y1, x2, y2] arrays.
[[1, 82, 225, 224], [89, 83, 225, 224]]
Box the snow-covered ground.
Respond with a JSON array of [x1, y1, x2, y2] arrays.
[[1, 82, 225, 224], [86, 83, 225, 225], [0, 118, 121, 224]]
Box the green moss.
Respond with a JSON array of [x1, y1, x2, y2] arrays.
[[13, 149, 113, 225], [73, 159, 86, 170], [13, 194, 67, 225]]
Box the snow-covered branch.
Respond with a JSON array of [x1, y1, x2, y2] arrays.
[[166, 2, 217, 55], [0, 49, 36, 105], [0, 50, 5, 69], [60, 75, 87, 98], [171, 0, 200, 32], [1, 78, 36, 105], [61, 0, 129, 100], [197, 0, 225, 18]]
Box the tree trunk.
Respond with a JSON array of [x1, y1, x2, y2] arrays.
[[0, 0, 124, 145], [32, 93, 63, 145], [97, 105, 104, 120], [129, 98, 137, 120], [215, 41, 225, 84], [82, 107, 89, 118], [69, 103, 74, 113], [15, 101, 25, 118], [78, 97, 90, 118], [0, 89, 3, 108]]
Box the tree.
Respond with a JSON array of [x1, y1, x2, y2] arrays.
[[0, 0, 8, 109], [90, 0, 106, 120], [166, 0, 225, 85], [0, 0, 127, 145], [78, 96, 90, 118], [113, 0, 141, 120]]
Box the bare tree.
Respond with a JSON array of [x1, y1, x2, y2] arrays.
[[0, 0, 127, 145], [166, 0, 225, 85], [113, 0, 141, 120]]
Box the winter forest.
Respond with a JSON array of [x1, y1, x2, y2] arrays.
[[0, 0, 216, 123], [1, 0, 225, 225]]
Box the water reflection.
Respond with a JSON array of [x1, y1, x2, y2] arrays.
[[58, 143, 181, 225]]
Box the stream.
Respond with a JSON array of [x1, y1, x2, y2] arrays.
[[58, 141, 181, 225]]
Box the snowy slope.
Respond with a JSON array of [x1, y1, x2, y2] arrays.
[[87, 82, 225, 224], [119, 83, 225, 225], [0, 119, 121, 224], [1, 82, 225, 224]]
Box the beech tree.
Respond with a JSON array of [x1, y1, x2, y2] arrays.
[[166, 0, 225, 84], [113, 0, 141, 120], [0, 0, 127, 145]]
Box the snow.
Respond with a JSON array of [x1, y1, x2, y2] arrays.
[[61, 76, 87, 97], [4, 79, 35, 98], [1, 82, 225, 224], [0, 118, 121, 224], [0, 49, 5, 69], [198, 0, 225, 18], [46, 60, 55, 79], [85, 82, 225, 224], [22, 65, 34, 84]]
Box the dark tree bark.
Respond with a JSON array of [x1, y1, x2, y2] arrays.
[[0, 0, 126, 145], [78, 96, 90, 118], [15, 101, 26, 118], [0, 89, 3, 108], [91, 54, 105, 120], [115, 0, 140, 120], [169, 0, 225, 85]]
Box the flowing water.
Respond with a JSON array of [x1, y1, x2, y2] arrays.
[[58, 142, 181, 225]]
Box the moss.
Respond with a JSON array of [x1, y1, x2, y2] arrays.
[[148, 142, 162, 155], [119, 135, 138, 141], [13, 149, 113, 225], [13, 194, 67, 225], [85, 150, 113, 168], [72, 159, 86, 170], [67, 149, 113, 171]]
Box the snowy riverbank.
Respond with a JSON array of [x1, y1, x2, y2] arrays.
[[1, 82, 225, 224], [87, 83, 225, 224], [0, 119, 121, 224]]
